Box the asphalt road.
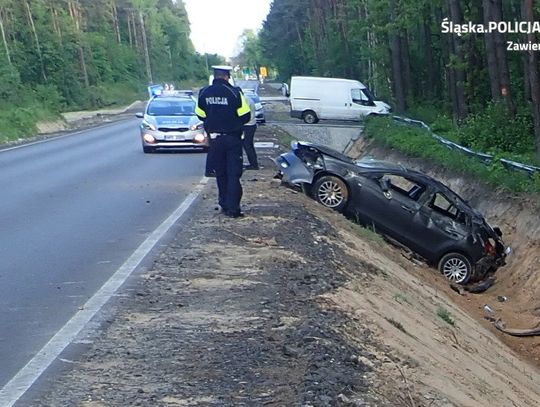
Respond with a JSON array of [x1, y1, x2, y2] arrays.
[[0, 118, 206, 389]]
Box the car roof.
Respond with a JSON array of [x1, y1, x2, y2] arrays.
[[298, 141, 473, 210], [149, 95, 194, 102]]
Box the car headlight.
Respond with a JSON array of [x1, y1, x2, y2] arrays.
[[194, 133, 206, 143], [141, 120, 157, 131], [255, 103, 263, 110], [190, 123, 204, 131], [143, 134, 156, 144]]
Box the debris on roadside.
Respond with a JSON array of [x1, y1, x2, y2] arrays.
[[483, 304, 495, 314], [450, 276, 496, 295], [494, 320, 540, 337]]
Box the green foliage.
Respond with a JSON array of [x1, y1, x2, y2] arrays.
[[260, 0, 540, 157], [272, 125, 296, 147], [436, 307, 455, 326], [364, 116, 540, 194], [459, 102, 534, 155], [393, 293, 412, 306], [0, 0, 208, 143], [32, 84, 65, 112], [350, 222, 385, 245]]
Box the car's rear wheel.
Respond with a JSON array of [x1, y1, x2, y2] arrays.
[[302, 110, 319, 124], [438, 253, 472, 284], [313, 175, 349, 212], [143, 145, 156, 153]]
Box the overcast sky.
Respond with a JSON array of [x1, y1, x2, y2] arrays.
[[182, 0, 271, 59]]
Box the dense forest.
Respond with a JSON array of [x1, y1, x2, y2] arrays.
[[0, 0, 221, 140], [259, 0, 540, 162]]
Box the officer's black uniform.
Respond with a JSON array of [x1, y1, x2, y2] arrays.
[[196, 75, 251, 217]]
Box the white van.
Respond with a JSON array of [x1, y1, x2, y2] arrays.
[[289, 76, 391, 123]]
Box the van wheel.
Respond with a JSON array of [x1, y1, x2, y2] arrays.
[[312, 175, 349, 212], [302, 111, 319, 124], [438, 253, 472, 284]]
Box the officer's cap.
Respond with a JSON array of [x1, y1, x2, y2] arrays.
[[212, 65, 233, 76]]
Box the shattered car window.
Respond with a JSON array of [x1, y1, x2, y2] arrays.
[[385, 175, 425, 201], [429, 192, 466, 224]]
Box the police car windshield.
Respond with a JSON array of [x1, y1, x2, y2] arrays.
[[147, 99, 195, 116], [244, 91, 260, 103]]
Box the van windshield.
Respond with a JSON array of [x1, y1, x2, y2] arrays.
[[362, 87, 376, 101], [352, 88, 375, 106]]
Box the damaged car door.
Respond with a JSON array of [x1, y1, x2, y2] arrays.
[[351, 172, 426, 248], [415, 191, 471, 262]]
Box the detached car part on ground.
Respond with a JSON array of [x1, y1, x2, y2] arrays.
[[275, 142, 509, 284], [136, 91, 209, 153]]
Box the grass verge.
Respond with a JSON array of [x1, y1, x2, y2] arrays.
[[364, 116, 540, 195]]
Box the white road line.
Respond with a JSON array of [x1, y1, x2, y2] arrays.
[[0, 177, 209, 406]]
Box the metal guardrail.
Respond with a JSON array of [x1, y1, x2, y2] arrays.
[[392, 116, 540, 177]]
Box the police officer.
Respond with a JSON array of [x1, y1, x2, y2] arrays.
[[196, 65, 251, 218], [242, 95, 259, 170]]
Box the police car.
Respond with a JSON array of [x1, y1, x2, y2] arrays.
[[243, 89, 266, 124], [136, 90, 208, 153]]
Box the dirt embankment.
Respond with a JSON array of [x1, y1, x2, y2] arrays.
[[349, 138, 540, 367], [32, 101, 145, 140], [32, 119, 540, 407]]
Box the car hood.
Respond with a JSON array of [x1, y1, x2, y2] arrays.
[[292, 141, 355, 164], [144, 115, 200, 128]]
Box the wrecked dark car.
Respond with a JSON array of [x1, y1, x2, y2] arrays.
[[275, 141, 508, 284]]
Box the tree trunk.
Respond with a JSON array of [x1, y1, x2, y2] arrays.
[[389, 0, 406, 113], [446, 0, 467, 121], [138, 10, 153, 83], [50, 4, 63, 44], [127, 12, 134, 48], [24, 0, 47, 82], [483, 0, 501, 100], [400, 32, 412, 102], [483, 0, 516, 115], [111, 0, 121, 44], [423, 17, 436, 98], [69, 0, 89, 87], [0, 9, 12, 67], [492, 0, 516, 115], [522, 0, 540, 159]]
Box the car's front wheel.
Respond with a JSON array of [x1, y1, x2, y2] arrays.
[[312, 175, 349, 212], [438, 253, 472, 284]]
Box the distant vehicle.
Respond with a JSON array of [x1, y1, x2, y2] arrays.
[[208, 74, 236, 87], [135, 93, 208, 153], [289, 76, 391, 124], [275, 142, 509, 284], [243, 89, 266, 124], [237, 79, 260, 94]]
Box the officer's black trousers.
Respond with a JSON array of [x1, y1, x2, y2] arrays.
[[242, 124, 258, 168], [212, 134, 243, 214]]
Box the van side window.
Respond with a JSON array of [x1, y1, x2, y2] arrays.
[[352, 89, 374, 106]]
